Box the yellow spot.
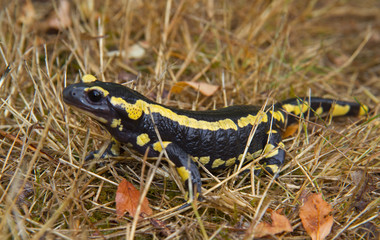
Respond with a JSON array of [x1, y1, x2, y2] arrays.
[[225, 157, 236, 167], [266, 164, 279, 174], [315, 107, 323, 115], [331, 104, 350, 116], [110, 97, 143, 120], [278, 142, 285, 148], [153, 141, 171, 152], [109, 119, 124, 132], [252, 149, 263, 158], [212, 159, 225, 168], [126, 143, 133, 147], [282, 102, 309, 115], [254, 165, 262, 171], [359, 105, 369, 116], [82, 74, 97, 83], [263, 144, 279, 158], [237, 111, 268, 128], [111, 119, 121, 128], [177, 167, 190, 181], [267, 129, 278, 134], [85, 86, 109, 97], [136, 133, 150, 146], [199, 156, 210, 165], [270, 110, 285, 122], [110, 140, 120, 156]]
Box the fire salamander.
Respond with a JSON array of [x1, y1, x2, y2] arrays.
[[63, 74, 369, 201]]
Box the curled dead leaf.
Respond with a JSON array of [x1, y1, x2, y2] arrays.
[[299, 193, 334, 240], [246, 209, 293, 238], [170, 81, 219, 97], [115, 178, 153, 219]]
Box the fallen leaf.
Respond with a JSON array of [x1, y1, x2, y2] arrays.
[[170, 81, 219, 97], [247, 209, 293, 238], [18, 0, 36, 24], [283, 123, 299, 138], [149, 216, 172, 237], [44, 0, 72, 30], [116, 178, 153, 219], [299, 193, 334, 240], [127, 43, 146, 59]]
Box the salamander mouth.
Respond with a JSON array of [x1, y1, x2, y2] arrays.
[[63, 85, 109, 124], [66, 105, 108, 124]]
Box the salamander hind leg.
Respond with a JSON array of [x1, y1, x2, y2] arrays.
[[85, 138, 121, 161], [255, 131, 285, 177]]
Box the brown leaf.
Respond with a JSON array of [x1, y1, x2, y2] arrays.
[[299, 193, 334, 240], [149, 217, 172, 237], [44, 0, 72, 30], [283, 123, 299, 138], [170, 81, 219, 97], [115, 178, 153, 219], [18, 0, 36, 24], [248, 209, 293, 238]]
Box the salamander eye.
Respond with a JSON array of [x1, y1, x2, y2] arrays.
[[87, 90, 103, 102]]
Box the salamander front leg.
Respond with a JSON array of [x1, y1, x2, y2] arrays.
[[153, 142, 202, 203], [85, 138, 121, 161]]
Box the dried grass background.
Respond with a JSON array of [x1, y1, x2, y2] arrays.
[[0, 0, 379, 239]]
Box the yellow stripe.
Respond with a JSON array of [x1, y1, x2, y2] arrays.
[[109, 97, 272, 131], [110, 98, 246, 131], [146, 102, 239, 131], [237, 111, 268, 128]]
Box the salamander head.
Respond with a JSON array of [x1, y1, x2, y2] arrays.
[[62, 75, 148, 125]]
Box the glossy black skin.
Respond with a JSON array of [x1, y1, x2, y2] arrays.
[[63, 81, 279, 169], [63, 80, 367, 200]]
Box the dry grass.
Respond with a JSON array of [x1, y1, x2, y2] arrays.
[[0, 0, 379, 239]]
